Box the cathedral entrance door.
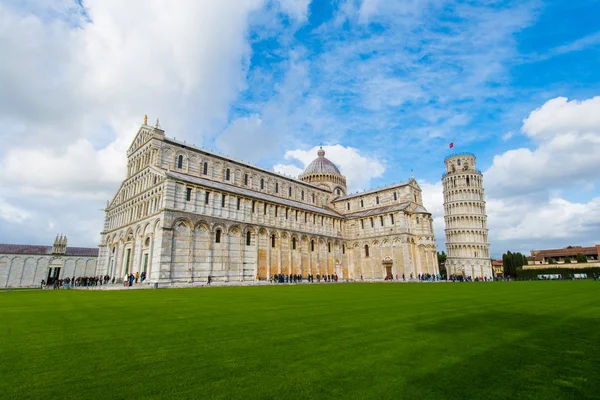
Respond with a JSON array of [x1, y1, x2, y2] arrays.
[[383, 260, 393, 279], [47, 267, 61, 285], [385, 266, 392, 279]]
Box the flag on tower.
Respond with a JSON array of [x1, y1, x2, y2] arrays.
[[449, 142, 454, 149]]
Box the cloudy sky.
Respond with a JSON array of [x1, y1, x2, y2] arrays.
[[1, 0, 599, 257]]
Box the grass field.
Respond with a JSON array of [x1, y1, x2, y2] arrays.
[[1, 282, 599, 400]]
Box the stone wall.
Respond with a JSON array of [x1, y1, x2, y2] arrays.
[[0, 254, 98, 288]]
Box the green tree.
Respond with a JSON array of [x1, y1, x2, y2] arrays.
[[564, 256, 572, 264], [576, 253, 588, 263], [548, 258, 555, 265], [437, 251, 447, 277], [503, 251, 515, 277]]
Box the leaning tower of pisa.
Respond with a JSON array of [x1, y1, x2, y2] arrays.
[[442, 153, 492, 278]]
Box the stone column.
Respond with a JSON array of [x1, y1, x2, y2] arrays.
[[239, 231, 244, 281]]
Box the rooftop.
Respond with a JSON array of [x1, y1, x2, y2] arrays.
[[0, 244, 99, 257], [300, 147, 342, 176], [531, 246, 599, 261], [332, 180, 413, 202]]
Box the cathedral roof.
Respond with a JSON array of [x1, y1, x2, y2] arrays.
[[0, 244, 98, 256], [302, 147, 342, 176], [344, 202, 430, 218]]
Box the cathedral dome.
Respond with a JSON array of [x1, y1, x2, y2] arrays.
[[303, 147, 342, 176]]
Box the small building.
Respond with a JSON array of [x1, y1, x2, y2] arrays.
[[524, 245, 600, 270], [0, 235, 99, 288], [491, 260, 503, 277]]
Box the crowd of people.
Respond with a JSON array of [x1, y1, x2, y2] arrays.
[[448, 274, 493, 282], [123, 271, 147, 287], [40, 272, 150, 289], [41, 275, 115, 289], [270, 273, 341, 283]]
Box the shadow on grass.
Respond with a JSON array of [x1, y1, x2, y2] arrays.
[[401, 312, 600, 400]]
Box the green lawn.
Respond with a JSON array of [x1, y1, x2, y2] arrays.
[[1, 282, 599, 399]]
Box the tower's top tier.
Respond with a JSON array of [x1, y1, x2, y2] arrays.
[[444, 153, 477, 175]]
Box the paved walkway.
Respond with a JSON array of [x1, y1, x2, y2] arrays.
[[71, 278, 445, 290]]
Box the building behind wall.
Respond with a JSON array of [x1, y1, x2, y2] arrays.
[[0, 235, 98, 288], [97, 119, 439, 284], [524, 245, 600, 269]]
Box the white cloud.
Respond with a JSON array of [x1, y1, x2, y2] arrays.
[[419, 180, 445, 245], [273, 164, 304, 177], [275, 145, 386, 192], [0, 0, 315, 245], [278, 0, 311, 22], [486, 96, 600, 197], [215, 115, 281, 163], [488, 196, 600, 241], [502, 131, 514, 141], [0, 198, 32, 224]]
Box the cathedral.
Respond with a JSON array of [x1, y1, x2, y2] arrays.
[[97, 119, 439, 283]]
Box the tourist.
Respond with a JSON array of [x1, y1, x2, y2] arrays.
[[135, 272, 139, 283], [207, 275, 212, 285]]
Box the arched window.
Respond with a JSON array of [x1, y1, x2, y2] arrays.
[[292, 237, 297, 250], [271, 234, 276, 248], [225, 168, 230, 181], [260, 179, 264, 190], [244, 173, 248, 185], [365, 245, 369, 257], [203, 162, 208, 175], [215, 229, 221, 243], [466, 177, 470, 186], [311, 240, 315, 252], [246, 231, 251, 246], [177, 155, 183, 169], [342, 245, 345, 254], [275, 182, 279, 193], [312, 193, 315, 203], [347, 202, 350, 210], [328, 242, 331, 253], [336, 188, 341, 195], [393, 192, 397, 201], [457, 159, 461, 166], [376, 196, 379, 204], [301, 191, 304, 200], [360, 199, 364, 208], [288, 186, 292, 197], [416, 217, 420, 224]]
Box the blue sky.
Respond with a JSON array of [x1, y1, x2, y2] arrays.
[[0, 0, 599, 257]]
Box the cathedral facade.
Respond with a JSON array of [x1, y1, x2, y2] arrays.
[[97, 121, 438, 283]]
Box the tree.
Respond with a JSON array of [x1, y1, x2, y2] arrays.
[[564, 256, 572, 264], [576, 253, 588, 263], [502, 251, 529, 277], [548, 258, 555, 265], [437, 251, 447, 277]]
